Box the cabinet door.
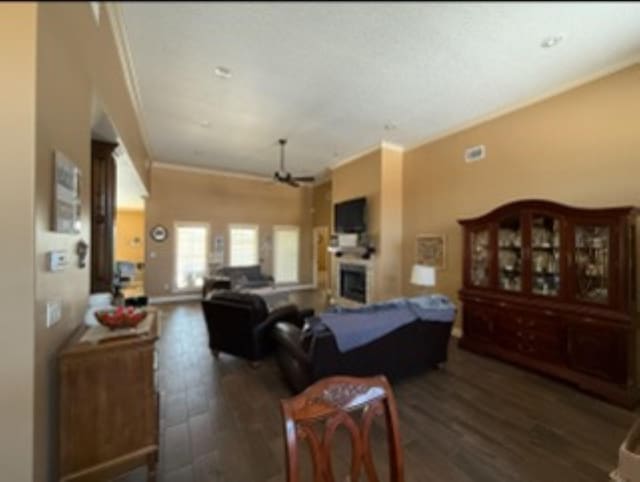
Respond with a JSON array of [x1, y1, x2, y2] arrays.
[[568, 220, 619, 307], [466, 225, 494, 289], [497, 214, 523, 293], [463, 303, 496, 341], [566, 321, 628, 384], [528, 212, 564, 298], [91, 140, 118, 293]]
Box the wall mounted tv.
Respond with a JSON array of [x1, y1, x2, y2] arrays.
[[334, 197, 367, 233]]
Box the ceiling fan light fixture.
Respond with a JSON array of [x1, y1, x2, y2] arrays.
[[540, 34, 565, 49], [273, 138, 315, 188], [214, 66, 232, 79]]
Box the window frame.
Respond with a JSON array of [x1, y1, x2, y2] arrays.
[[228, 223, 260, 268], [273, 224, 300, 284], [173, 221, 210, 292]]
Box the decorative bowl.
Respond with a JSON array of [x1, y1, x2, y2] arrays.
[[94, 307, 147, 330]]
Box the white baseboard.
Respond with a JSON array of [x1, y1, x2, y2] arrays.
[[149, 294, 201, 304], [451, 326, 463, 338]]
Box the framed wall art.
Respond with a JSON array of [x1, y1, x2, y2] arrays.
[[416, 234, 446, 270], [53, 150, 82, 234]]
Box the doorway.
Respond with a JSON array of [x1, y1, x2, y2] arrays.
[[91, 106, 148, 299]]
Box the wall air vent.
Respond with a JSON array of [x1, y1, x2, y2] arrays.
[[465, 145, 486, 163]]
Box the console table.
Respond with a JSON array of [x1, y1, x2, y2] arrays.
[[58, 310, 160, 481]]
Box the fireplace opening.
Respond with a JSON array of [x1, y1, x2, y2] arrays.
[[340, 264, 366, 303]]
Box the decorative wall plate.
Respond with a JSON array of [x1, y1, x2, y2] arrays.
[[150, 224, 168, 242]]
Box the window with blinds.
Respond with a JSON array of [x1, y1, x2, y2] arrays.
[[229, 224, 259, 267], [174, 223, 209, 290], [273, 226, 300, 283]]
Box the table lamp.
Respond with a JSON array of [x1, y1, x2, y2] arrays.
[[411, 264, 436, 293]]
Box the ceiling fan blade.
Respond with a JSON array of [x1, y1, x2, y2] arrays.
[[287, 178, 300, 188], [292, 176, 315, 183]]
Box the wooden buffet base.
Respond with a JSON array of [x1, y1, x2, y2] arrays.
[[58, 309, 160, 482]]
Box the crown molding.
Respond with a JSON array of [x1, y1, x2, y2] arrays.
[[403, 57, 640, 153], [105, 3, 154, 162], [152, 161, 275, 183], [312, 171, 332, 186], [329, 140, 407, 172], [329, 143, 382, 171], [381, 141, 405, 152]]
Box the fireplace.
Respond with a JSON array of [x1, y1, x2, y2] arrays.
[[339, 263, 367, 303]]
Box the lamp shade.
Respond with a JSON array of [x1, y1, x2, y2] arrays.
[[411, 264, 436, 287]]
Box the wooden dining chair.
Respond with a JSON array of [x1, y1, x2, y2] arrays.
[[280, 375, 405, 482]]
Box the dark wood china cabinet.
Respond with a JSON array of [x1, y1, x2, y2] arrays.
[[459, 199, 639, 407]]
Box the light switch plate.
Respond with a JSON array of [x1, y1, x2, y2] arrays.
[[46, 300, 62, 327]]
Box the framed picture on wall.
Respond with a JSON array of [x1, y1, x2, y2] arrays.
[[53, 150, 81, 234], [416, 234, 446, 270]]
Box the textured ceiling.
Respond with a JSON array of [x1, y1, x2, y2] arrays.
[[119, 2, 640, 177]]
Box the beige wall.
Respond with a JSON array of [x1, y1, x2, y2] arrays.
[[332, 149, 382, 243], [402, 64, 640, 327], [379, 148, 404, 298], [312, 180, 332, 228], [0, 3, 152, 480], [145, 166, 313, 297], [0, 5, 37, 481], [331, 147, 405, 301], [115, 209, 145, 263], [312, 181, 332, 281]]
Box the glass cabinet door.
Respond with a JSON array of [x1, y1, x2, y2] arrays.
[[530, 214, 561, 296], [573, 223, 610, 304], [497, 216, 522, 292], [470, 228, 491, 288]]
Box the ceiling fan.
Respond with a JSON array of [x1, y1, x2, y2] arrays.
[[273, 138, 315, 187]]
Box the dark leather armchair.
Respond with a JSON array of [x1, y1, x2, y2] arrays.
[[201, 292, 313, 363]]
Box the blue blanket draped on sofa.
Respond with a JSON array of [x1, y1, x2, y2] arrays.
[[316, 295, 456, 352]]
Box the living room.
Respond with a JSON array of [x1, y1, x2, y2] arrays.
[[2, 3, 640, 482]]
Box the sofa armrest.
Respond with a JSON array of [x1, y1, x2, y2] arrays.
[[299, 308, 315, 320], [252, 304, 299, 345], [273, 322, 310, 364], [263, 304, 300, 326]]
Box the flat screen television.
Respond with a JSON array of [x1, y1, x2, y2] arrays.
[[334, 197, 367, 233]]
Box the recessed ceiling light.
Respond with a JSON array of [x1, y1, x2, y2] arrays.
[[214, 66, 232, 79], [384, 122, 397, 131], [541, 34, 565, 49], [200, 120, 211, 128]]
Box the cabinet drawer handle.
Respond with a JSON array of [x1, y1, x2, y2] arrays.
[[517, 330, 523, 337], [528, 334, 536, 341], [582, 317, 594, 324], [543, 310, 555, 316], [516, 317, 523, 325], [527, 320, 536, 328], [498, 302, 507, 308]]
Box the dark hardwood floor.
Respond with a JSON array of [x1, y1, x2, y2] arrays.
[[115, 302, 634, 482]]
